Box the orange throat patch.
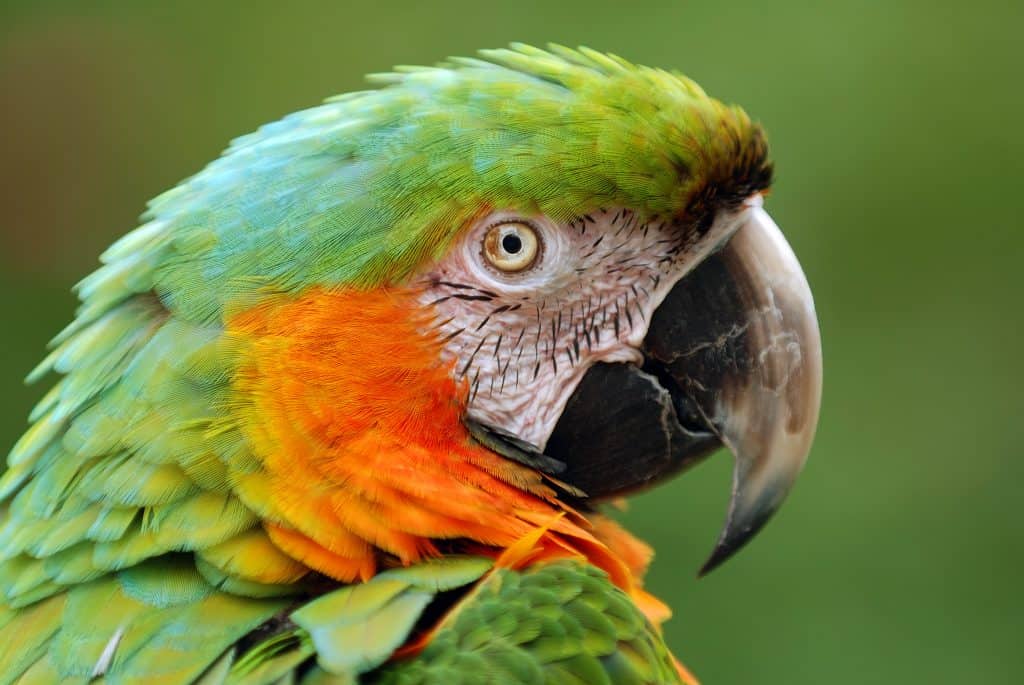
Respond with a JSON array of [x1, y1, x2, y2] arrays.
[[225, 286, 665, 621]]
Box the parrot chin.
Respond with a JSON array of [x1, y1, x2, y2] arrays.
[[545, 205, 823, 575]]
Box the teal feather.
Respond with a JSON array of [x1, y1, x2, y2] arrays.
[[117, 556, 214, 608]]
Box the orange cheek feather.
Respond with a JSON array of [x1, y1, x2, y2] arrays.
[[227, 286, 662, 619]]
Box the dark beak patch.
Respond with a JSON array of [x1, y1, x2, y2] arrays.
[[545, 362, 720, 499]]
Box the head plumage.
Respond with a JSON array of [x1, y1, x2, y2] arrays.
[[81, 44, 771, 327]]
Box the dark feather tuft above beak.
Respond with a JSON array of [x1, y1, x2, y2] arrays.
[[546, 206, 822, 575]]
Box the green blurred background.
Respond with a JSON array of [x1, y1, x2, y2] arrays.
[[2, 1, 1021, 682]]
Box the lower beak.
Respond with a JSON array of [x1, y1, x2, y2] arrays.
[[546, 207, 822, 574]]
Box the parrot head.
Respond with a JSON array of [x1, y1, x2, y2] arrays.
[[10, 45, 822, 607]]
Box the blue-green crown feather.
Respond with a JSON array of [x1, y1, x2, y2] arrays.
[[70, 43, 768, 331]]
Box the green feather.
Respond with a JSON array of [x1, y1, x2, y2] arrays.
[[193, 649, 236, 685], [0, 593, 66, 683], [291, 557, 492, 678], [373, 561, 682, 685], [0, 44, 759, 683], [27, 44, 766, 329], [0, 557, 683, 683]]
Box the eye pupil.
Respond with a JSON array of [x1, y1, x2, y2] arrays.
[[482, 220, 539, 273], [502, 234, 523, 254]]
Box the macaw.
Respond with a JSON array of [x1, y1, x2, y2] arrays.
[[0, 44, 822, 684]]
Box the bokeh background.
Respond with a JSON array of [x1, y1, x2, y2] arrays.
[[2, 1, 1021, 682]]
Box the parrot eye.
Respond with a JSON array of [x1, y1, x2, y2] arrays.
[[482, 221, 540, 272]]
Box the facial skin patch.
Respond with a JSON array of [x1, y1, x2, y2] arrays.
[[420, 205, 749, 450]]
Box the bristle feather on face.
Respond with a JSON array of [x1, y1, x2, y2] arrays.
[[421, 204, 752, 450]]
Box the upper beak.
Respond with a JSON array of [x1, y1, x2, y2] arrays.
[[546, 206, 822, 574]]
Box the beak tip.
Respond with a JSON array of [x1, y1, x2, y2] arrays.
[[696, 509, 775, 577], [696, 550, 727, 578], [698, 431, 808, 577]]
